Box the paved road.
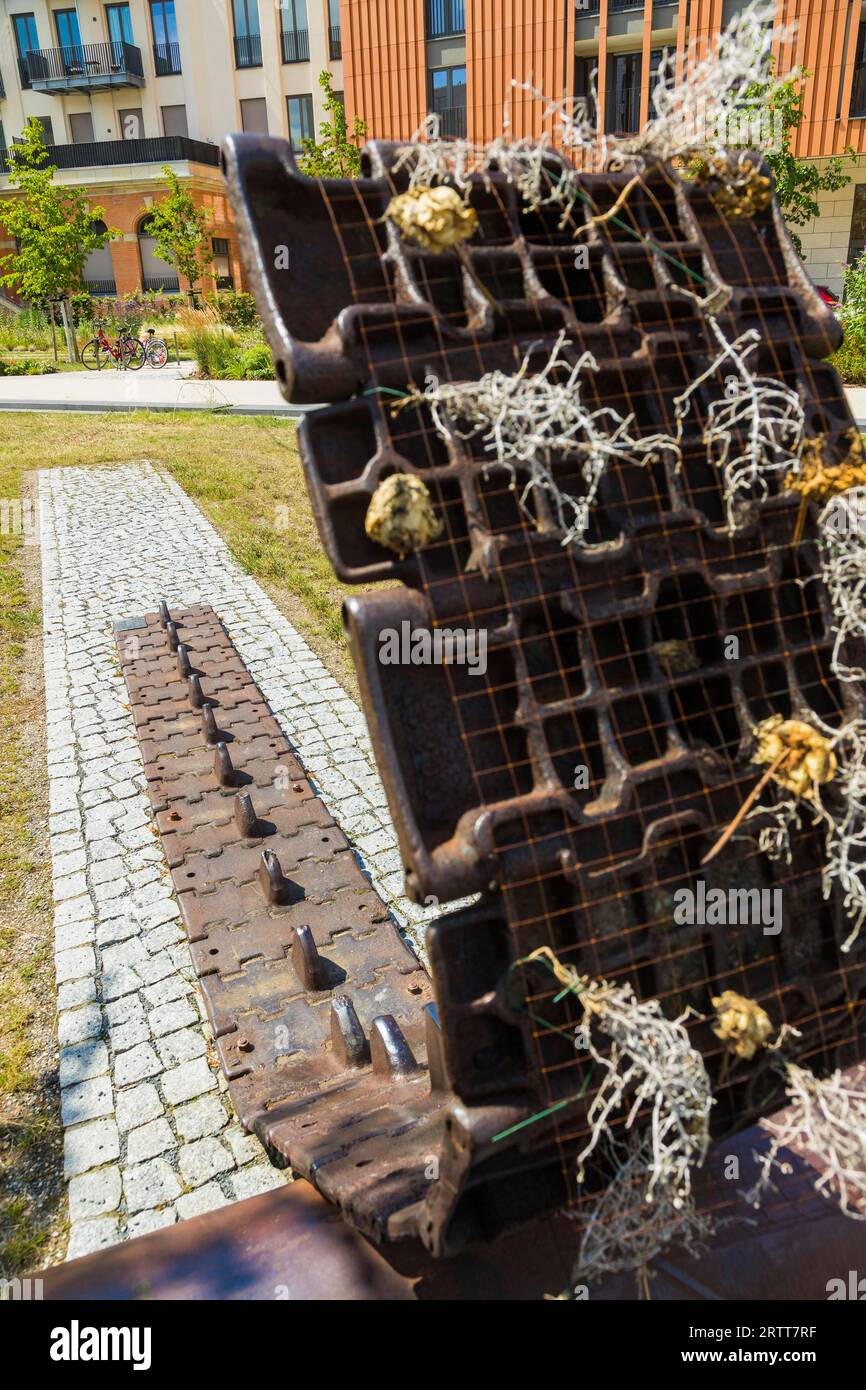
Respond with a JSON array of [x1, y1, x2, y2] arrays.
[[0, 360, 316, 416]]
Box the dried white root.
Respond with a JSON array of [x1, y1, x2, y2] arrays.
[[404, 332, 680, 545], [746, 1062, 866, 1221], [568, 1133, 715, 1297], [524, 947, 712, 1207], [673, 316, 804, 532], [818, 486, 866, 684]]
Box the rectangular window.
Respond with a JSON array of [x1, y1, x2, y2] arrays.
[[233, 0, 261, 67], [162, 104, 188, 137], [70, 111, 95, 143], [328, 0, 341, 59], [852, 21, 866, 117], [847, 185, 866, 267], [106, 3, 134, 47], [240, 97, 269, 134], [606, 51, 641, 135], [426, 0, 465, 38], [281, 0, 309, 64], [150, 0, 181, 74], [12, 13, 39, 88], [34, 115, 53, 144], [287, 94, 314, 150], [429, 65, 467, 137], [54, 8, 82, 53], [118, 107, 143, 140], [213, 237, 234, 290]]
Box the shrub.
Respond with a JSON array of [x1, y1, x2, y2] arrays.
[[238, 343, 274, 380], [212, 291, 259, 330], [0, 358, 58, 375]]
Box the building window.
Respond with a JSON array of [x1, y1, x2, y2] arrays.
[[12, 13, 39, 89], [430, 65, 467, 137], [162, 104, 188, 138], [287, 94, 314, 151], [233, 0, 262, 68], [240, 98, 269, 134], [852, 21, 866, 118], [83, 220, 116, 294], [426, 0, 465, 39], [281, 0, 309, 64], [106, 3, 135, 48], [119, 108, 144, 140], [213, 237, 234, 290], [150, 0, 181, 75], [328, 0, 341, 60], [33, 115, 54, 144], [54, 8, 83, 60], [574, 56, 595, 103], [138, 213, 180, 293], [847, 185, 866, 267], [70, 111, 95, 143], [606, 51, 641, 134]]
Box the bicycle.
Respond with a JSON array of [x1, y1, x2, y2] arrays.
[[141, 328, 169, 369], [80, 323, 145, 371]]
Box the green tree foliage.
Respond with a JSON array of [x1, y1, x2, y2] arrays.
[[0, 117, 116, 300], [146, 167, 214, 291], [298, 70, 368, 178], [750, 69, 854, 258]]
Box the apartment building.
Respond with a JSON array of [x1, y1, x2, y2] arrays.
[[0, 0, 344, 295], [341, 0, 866, 295]]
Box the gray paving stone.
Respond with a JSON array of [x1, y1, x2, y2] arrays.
[[176, 1183, 230, 1220], [126, 1118, 175, 1165], [69, 1166, 122, 1221], [115, 1083, 164, 1134], [66, 1217, 122, 1260], [60, 1074, 113, 1127], [174, 1094, 229, 1143], [161, 1057, 217, 1106], [114, 1043, 162, 1088], [63, 1118, 120, 1178], [123, 1157, 182, 1213]]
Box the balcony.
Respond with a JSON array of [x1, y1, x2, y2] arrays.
[[426, 0, 465, 38], [432, 104, 467, 137], [280, 28, 310, 64], [83, 279, 118, 296], [142, 274, 180, 292], [0, 135, 220, 175], [581, 0, 647, 11], [153, 41, 182, 76], [234, 33, 262, 68], [329, 25, 342, 60], [26, 42, 145, 93]]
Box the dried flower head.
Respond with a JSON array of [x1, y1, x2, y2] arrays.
[[386, 186, 478, 252], [652, 639, 700, 676], [711, 990, 774, 1060], [365, 473, 443, 557], [752, 715, 837, 801]]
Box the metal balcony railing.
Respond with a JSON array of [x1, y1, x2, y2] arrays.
[[426, 0, 465, 38], [234, 33, 262, 68], [0, 136, 220, 174], [329, 25, 342, 60], [142, 274, 180, 293], [431, 104, 467, 137], [280, 28, 310, 64], [82, 279, 118, 296], [153, 41, 182, 76], [580, 0, 647, 13], [25, 41, 144, 91]]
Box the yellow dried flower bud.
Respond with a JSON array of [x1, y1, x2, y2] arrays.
[[386, 186, 479, 253], [365, 472, 443, 558], [712, 990, 774, 1060]]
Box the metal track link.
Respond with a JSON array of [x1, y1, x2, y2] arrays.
[[117, 603, 447, 1244]]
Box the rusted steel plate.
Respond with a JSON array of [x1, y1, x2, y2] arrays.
[[117, 604, 449, 1245], [223, 133, 866, 1245]]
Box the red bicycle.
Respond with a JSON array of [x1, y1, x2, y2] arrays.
[[80, 323, 145, 371]]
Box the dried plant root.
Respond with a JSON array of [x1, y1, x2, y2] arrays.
[[817, 485, 866, 684], [403, 332, 680, 547], [746, 1063, 866, 1221], [521, 946, 712, 1207], [565, 1133, 715, 1298]]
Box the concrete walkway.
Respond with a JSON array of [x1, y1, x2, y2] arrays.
[[0, 361, 314, 416]]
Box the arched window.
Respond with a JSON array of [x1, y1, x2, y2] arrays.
[[137, 212, 179, 293], [82, 219, 116, 296]]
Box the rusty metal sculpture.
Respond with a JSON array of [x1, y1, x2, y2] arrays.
[[118, 132, 866, 1259]]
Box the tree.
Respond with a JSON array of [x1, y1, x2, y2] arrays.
[[145, 167, 213, 294], [0, 117, 116, 302], [298, 70, 368, 178], [749, 69, 855, 258]]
